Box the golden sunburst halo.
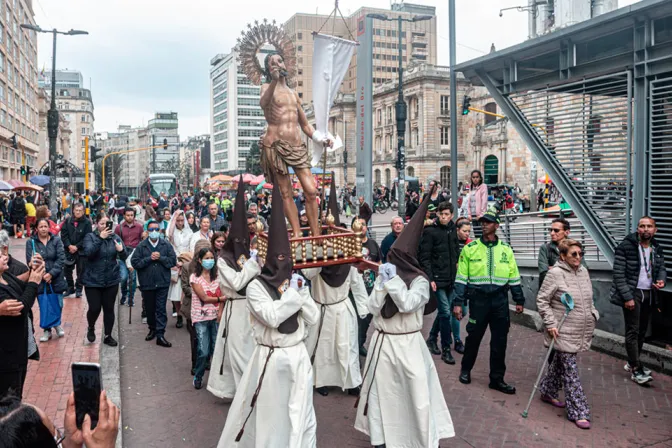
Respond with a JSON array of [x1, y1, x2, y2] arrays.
[[235, 18, 297, 86]]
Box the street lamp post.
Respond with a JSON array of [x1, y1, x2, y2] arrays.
[[21, 24, 88, 216], [367, 13, 432, 219]]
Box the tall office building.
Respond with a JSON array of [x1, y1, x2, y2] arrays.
[[147, 111, 180, 176], [283, 2, 437, 105], [97, 125, 147, 195], [209, 48, 271, 173], [0, 0, 40, 180]]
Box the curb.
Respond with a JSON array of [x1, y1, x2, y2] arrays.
[[509, 305, 672, 375], [99, 295, 123, 448]]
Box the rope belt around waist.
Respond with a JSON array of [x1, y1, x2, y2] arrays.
[[310, 295, 350, 366], [235, 343, 278, 442], [354, 328, 422, 416]]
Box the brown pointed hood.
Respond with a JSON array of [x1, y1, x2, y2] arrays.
[[258, 180, 292, 290], [382, 185, 436, 318], [257, 181, 298, 333], [221, 175, 251, 272], [319, 175, 351, 287]]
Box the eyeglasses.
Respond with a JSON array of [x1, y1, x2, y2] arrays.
[[549, 228, 563, 233], [568, 251, 584, 258]]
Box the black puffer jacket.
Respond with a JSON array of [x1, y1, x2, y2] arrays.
[[25, 234, 68, 294], [81, 232, 127, 288], [419, 220, 460, 289], [131, 238, 177, 291], [609, 232, 666, 306]]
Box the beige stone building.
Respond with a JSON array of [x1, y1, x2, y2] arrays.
[[0, 0, 40, 181], [37, 88, 71, 169], [283, 2, 437, 106], [305, 63, 538, 195]]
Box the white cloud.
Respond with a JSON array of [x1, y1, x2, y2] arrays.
[[33, 0, 642, 139]]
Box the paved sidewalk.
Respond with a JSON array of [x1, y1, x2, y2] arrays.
[[11, 237, 102, 428], [118, 294, 672, 448]]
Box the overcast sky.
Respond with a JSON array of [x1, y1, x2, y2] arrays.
[[34, 0, 640, 139]]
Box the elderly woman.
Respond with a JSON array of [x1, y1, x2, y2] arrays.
[[0, 252, 44, 399], [536, 239, 598, 430], [26, 218, 68, 342], [189, 216, 212, 252]]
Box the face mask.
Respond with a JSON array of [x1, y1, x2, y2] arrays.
[[202, 259, 215, 270], [148, 230, 160, 240]]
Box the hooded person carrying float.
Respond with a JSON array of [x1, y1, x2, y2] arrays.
[[302, 176, 370, 396], [354, 185, 455, 448], [207, 176, 262, 400], [217, 181, 320, 448]]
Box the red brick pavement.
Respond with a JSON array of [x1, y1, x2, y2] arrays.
[[119, 296, 672, 448], [10, 238, 101, 428]]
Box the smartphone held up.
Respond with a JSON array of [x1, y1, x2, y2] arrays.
[[72, 362, 103, 430]]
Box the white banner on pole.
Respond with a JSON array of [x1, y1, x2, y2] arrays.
[[311, 33, 357, 166]]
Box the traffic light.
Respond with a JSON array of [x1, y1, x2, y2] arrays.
[[461, 96, 471, 115], [163, 138, 168, 149], [11, 134, 18, 149], [90, 146, 103, 162], [20, 166, 26, 176]]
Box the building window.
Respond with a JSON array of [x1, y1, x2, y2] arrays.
[[440, 166, 450, 189], [440, 95, 449, 115], [297, 32, 302, 40], [374, 169, 381, 185], [385, 168, 391, 188], [297, 45, 303, 52], [440, 126, 449, 146], [484, 102, 498, 125], [483, 155, 499, 185], [407, 166, 415, 178], [386, 106, 392, 123], [376, 109, 382, 126]]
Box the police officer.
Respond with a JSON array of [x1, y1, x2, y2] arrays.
[[453, 208, 524, 394]]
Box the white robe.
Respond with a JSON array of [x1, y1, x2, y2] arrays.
[[167, 227, 193, 303], [217, 279, 320, 448], [302, 266, 368, 389], [207, 258, 261, 399], [354, 275, 455, 448]]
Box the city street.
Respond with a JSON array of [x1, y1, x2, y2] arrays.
[[12, 233, 672, 447]]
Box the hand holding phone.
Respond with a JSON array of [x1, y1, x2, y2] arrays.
[[105, 221, 113, 232], [72, 362, 103, 430], [64, 390, 120, 448]]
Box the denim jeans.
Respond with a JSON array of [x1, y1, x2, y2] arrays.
[[118, 260, 137, 304], [451, 303, 468, 344], [428, 288, 454, 349], [194, 319, 218, 381]]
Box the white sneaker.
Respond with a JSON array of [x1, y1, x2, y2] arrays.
[[55, 326, 65, 338], [631, 370, 653, 385], [40, 330, 52, 342], [625, 363, 652, 376], [142, 317, 148, 324], [172, 312, 177, 317]]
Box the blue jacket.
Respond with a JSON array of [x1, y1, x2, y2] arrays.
[[81, 232, 127, 288], [380, 232, 398, 263], [26, 234, 68, 294], [131, 238, 176, 291]]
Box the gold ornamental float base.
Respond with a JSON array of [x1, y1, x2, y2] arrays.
[[257, 219, 366, 270]]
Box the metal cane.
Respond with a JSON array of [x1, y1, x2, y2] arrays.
[[522, 292, 575, 418]]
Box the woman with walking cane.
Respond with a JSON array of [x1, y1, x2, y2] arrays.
[[532, 239, 598, 429]]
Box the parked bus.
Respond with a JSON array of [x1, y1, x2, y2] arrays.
[[138, 173, 178, 204]]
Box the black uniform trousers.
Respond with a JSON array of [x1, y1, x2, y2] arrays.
[[461, 291, 510, 383], [64, 253, 84, 293]]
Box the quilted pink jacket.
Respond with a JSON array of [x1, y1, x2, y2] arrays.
[[536, 261, 599, 353]]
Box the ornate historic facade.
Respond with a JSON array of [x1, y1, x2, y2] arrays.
[[305, 63, 541, 194]]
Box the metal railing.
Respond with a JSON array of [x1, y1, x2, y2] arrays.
[[367, 209, 609, 267]]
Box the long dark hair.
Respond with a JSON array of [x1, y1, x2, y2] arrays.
[[194, 247, 217, 280], [470, 169, 483, 188], [0, 392, 58, 448], [210, 232, 227, 257], [34, 218, 50, 236]]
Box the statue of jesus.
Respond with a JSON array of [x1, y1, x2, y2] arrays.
[[259, 52, 332, 238]]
